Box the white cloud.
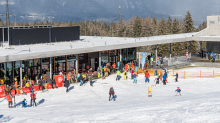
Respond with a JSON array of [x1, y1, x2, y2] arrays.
[[0, 1, 14, 5]]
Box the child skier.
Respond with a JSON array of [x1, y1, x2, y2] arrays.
[[174, 73, 178, 82], [131, 69, 134, 79], [175, 87, 181, 96], [22, 99, 27, 108], [145, 71, 150, 83], [156, 75, 160, 85], [7, 92, 14, 108], [30, 91, 37, 107], [123, 70, 127, 80], [133, 73, 137, 83], [162, 74, 166, 85], [116, 69, 121, 81], [109, 87, 115, 101]]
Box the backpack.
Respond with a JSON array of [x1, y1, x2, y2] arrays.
[[110, 88, 114, 92]]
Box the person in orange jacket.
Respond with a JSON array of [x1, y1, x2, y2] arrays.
[[112, 63, 116, 73], [7, 93, 14, 108], [125, 64, 128, 71]]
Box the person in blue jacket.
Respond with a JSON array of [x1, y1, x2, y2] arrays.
[[174, 73, 178, 82], [133, 73, 137, 83], [162, 74, 167, 85], [135, 66, 138, 72], [22, 99, 27, 108], [213, 54, 216, 62]]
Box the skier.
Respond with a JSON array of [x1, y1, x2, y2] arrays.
[[162, 74, 166, 85], [38, 79, 43, 91], [174, 73, 178, 82], [51, 78, 58, 89], [156, 75, 160, 84], [79, 73, 84, 86], [30, 91, 37, 107], [116, 69, 121, 81], [64, 78, 70, 93], [133, 73, 137, 83], [22, 99, 27, 108], [109, 87, 115, 101], [135, 66, 138, 73], [175, 87, 181, 96], [150, 56, 154, 69], [145, 71, 150, 83], [131, 68, 134, 79], [7, 92, 13, 108], [123, 70, 127, 80], [89, 71, 93, 87]]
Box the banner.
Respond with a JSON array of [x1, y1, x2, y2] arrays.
[[55, 75, 64, 87], [141, 52, 147, 69], [0, 85, 6, 98]]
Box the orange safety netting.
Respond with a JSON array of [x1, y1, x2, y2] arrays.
[[137, 69, 220, 79]]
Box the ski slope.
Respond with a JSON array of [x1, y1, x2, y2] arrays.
[[1, 68, 220, 123]]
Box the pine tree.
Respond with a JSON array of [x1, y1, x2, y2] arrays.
[[158, 17, 167, 35], [167, 16, 173, 34], [133, 16, 142, 37], [151, 17, 158, 36], [69, 20, 73, 26], [184, 11, 194, 33], [172, 18, 180, 34], [33, 21, 37, 26]]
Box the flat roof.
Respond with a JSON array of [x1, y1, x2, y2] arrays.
[[0, 32, 196, 63]]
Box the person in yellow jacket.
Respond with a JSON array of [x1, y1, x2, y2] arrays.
[[123, 70, 127, 80], [25, 81, 30, 87]]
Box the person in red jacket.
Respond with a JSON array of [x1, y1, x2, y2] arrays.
[[30, 91, 37, 107], [145, 71, 150, 83], [109, 87, 115, 101]]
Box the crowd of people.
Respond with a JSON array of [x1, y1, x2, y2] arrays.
[[2, 55, 183, 107]]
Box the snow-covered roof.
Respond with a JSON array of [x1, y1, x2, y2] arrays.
[[0, 29, 217, 63]]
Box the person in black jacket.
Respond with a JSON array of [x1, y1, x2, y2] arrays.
[[38, 79, 43, 91], [50, 78, 58, 89], [64, 78, 70, 92]]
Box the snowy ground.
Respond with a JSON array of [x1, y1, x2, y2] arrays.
[[1, 68, 220, 123]]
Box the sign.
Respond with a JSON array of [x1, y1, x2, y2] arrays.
[[55, 75, 64, 87], [0, 85, 6, 98]]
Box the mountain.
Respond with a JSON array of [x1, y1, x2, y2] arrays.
[[0, 0, 219, 25]]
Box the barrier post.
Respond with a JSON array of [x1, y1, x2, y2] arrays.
[[213, 70, 214, 78], [184, 71, 185, 79], [200, 70, 201, 78]]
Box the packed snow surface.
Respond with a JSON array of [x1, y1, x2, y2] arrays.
[[1, 69, 220, 122]]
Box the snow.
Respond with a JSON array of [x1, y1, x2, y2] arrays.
[[1, 69, 220, 122]]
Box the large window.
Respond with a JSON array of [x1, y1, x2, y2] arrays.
[[42, 58, 50, 74], [55, 56, 66, 73], [101, 51, 108, 66], [128, 48, 136, 62], [79, 54, 88, 72], [67, 55, 76, 72], [121, 49, 127, 63]]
